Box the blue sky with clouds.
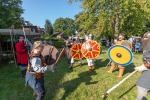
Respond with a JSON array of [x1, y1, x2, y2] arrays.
[[21, 0, 83, 28]]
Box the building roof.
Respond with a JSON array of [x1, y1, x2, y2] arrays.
[[53, 32, 65, 36]]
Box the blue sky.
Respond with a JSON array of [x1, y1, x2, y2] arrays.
[[21, 0, 83, 28]]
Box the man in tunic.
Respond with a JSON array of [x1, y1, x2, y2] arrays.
[[65, 37, 73, 64], [106, 33, 130, 77], [84, 30, 96, 73], [15, 36, 30, 78], [134, 31, 150, 100], [69, 36, 82, 69]]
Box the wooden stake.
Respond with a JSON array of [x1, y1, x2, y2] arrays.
[[0, 34, 4, 62], [11, 24, 17, 68]]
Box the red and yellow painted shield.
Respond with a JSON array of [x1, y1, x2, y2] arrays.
[[128, 43, 132, 50], [81, 40, 100, 59], [71, 43, 83, 60]]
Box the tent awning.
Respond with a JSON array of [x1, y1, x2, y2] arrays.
[[0, 29, 41, 35]]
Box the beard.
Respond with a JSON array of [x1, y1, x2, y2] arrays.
[[140, 38, 150, 50]]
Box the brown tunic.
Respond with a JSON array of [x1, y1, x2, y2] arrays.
[[65, 39, 73, 64]]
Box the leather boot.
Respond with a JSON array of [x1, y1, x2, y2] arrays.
[[88, 69, 92, 73], [33, 91, 37, 96], [69, 63, 73, 69], [88, 66, 92, 73], [79, 63, 82, 68], [116, 68, 124, 78], [22, 70, 27, 78], [106, 66, 115, 73], [92, 65, 94, 69], [21, 71, 24, 78]]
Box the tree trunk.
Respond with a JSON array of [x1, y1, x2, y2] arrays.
[[115, 1, 119, 38]]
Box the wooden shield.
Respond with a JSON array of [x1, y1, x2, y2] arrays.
[[108, 45, 133, 66], [81, 40, 100, 59], [121, 40, 130, 49], [71, 43, 83, 60], [128, 43, 132, 50], [41, 45, 59, 65]]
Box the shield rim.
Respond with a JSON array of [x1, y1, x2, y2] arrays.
[[44, 45, 59, 53], [71, 43, 83, 60], [108, 45, 133, 66], [81, 40, 100, 59]]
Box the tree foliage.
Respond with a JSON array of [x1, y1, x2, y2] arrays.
[[44, 19, 53, 35], [74, 11, 84, 32], [0, 0, 24, 29], [69, 0, 150, 39], [53, 17, 75, 36]]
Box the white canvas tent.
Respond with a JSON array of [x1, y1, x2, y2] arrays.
[[127, 36, 141, 44], [128, 36, 142, 52]]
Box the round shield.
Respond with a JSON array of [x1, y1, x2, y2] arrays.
[[71, 43, 83, 60], [128, 43, 132, 50], [41, 45, 59, 65], [108, 45, 133, 66], [81, 40, 100, 59], [121, 40, 130, 49]]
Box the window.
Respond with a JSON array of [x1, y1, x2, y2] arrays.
[[33, 29, 35, 32]]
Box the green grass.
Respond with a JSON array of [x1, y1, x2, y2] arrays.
[[0, 50, 149, 100]]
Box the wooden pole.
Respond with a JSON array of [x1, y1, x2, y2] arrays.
[[102, 69, 139, 98], [6, 36, 9, 52], [56, 48, 65, 64], [0, 34, 4, 62], [9, 29, 13, 69], [106, 60, 112, 67], [11, 24, 17, 68], [23, 26, 30, 54], [23, 27, 27, 44]]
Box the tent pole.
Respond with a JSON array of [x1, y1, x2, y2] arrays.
[[0, 34, 4, 63], [7, 37, 8, 52], [11, 24, 17, 68]]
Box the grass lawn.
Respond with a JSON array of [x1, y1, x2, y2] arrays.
[[0, 50, 149, 100]]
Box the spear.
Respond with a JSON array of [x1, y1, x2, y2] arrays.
[[102, 69, 139, 98]]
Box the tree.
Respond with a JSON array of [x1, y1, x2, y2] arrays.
[[74, 11, 84, 32], [68, 0, 150, 40], [0, 0, 24, 29], [53, 17, 75, 36], [44, 19, 53, 35]]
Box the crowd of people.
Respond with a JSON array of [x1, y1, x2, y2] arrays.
[[14, 31, 149, 100]]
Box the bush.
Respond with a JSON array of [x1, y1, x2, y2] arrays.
[[34, 37, 40, 41], [52, 41, 65, 48], [101, 46, 106, 50]]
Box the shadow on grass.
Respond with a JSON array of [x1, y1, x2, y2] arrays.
[[59, 70, 98, 100], [118, 84, 136, 99]]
